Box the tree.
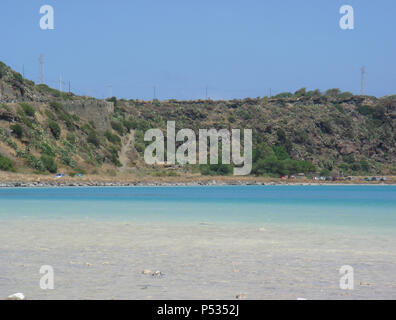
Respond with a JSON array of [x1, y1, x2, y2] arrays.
[[274, 92, 292, 98], [253, 143, 275, 162], [294, 88, 306, 97], [325, 88, 341, 97]]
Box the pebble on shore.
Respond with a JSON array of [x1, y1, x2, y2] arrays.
[[5, 293, 25, 300], [142, 269, 164, 277]]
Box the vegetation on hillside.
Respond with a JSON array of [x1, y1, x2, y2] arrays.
[[0, 61, 395, 177]]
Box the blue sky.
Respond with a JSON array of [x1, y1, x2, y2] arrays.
[[1, 0, 395, 99]]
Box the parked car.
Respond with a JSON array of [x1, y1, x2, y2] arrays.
[[55, 173, 66, 179]]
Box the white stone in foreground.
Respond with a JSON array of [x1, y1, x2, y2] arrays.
[[6, 293, 25, 300]]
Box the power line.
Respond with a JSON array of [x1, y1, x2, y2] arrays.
[[361, 66, 366, 95], [39, 54, 44, 84]]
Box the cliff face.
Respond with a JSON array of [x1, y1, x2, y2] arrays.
[[0, 62, 113, 133], [60, 100, 113, 133], [0, 61, 395, 176]]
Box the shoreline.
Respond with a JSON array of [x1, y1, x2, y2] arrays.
[[1, 180, 395, 188], [1, 171, 395, 188]]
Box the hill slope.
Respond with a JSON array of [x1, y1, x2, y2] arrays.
[[0, 62, 395, 178]]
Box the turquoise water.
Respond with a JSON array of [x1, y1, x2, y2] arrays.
[[0, 185, 395, 232], [1, 185, 396, 299]]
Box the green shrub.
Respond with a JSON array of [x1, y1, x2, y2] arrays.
[[228, 115, 236, 123], [357, 105, 373, 116], [123, 119, 134, 131], [26, 154, 45, 172], [17, 109, 33, 128], [87, 131, 100, 147], [325, 88, 341, 97], [45, 110, 57, 121], [0, 154, 15, 172], [0, 104, 10, 112], [294, 88, 306, 97], [25, 79, 35, 86], [39, 143, 55, 157], [360, 160, 370, 172], [343, 154, 355, 164], [48, 121, 61, 139], [10, 124, 23, 138], [111, 120, 124, 135], [66, 133, 76, 144], [252, 157, 316, 176], [0, 61, 7, 79], [334, 104, 345, 114], [13, 72, 23, 83], [305, 89, 322, 98], [318, 120, 333, 134], [252, 143, 316, 177], [338, 91, 353, 99], [199, 163, 233, 176], [107, 145, 122, 166], [104, 130, 121, 145], [19, 103, 35, 117], [236, 109, 251, 120], [49, 100, 64, 111], [272, 145, 289, 161], [36, 84, 61, 97], [253, 143, 275, 162], [274, 92, 293, 98], [319, 169, 331, 176], [40, 155, 58, 173], [350, 162, 361, 172]]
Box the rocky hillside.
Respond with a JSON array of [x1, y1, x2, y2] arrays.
[[0, 61, 395, 177]]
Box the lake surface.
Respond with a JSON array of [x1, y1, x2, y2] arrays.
[[0, 186, 395, 299]]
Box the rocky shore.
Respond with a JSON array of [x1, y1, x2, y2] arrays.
[[0, 179, 394, 188], [1, 170, 395, 188]]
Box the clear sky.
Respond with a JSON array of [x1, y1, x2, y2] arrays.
[[1, 0, 395, 99]]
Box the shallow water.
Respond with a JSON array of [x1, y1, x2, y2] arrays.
[[0, 186, 395, 299]]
